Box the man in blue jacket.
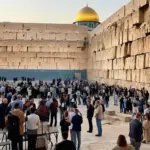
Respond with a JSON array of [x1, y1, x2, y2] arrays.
[[72, 109, 83, 150], [129, 113, 143, 150]]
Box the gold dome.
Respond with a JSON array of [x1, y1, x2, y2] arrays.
[[75, 5, 100, 22]]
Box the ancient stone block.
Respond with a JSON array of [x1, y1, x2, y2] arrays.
[[125, 1, 134, 16], [12, 46, 27, 52], [7, 46, 13, 52], [144, 69, 150, 84], [105, 110, 115, 116], [123, 29, 128, 43], [117, 58, 124, 70], [109, 70, 114, 79], [127, 70, 132, 81], [0, 58, 7, 65], [3, 23, 23, 29], [56, 33, 66, 41], [36, 32, 50, 40], [26, 32, 37, 40], [125, 56, 135, 70], [3, 32, 16, 40], [131, 38, 145, 56], [118, 114, 131, 122], [40, 47, 52, 52], [132, 70, 136, 82], [120, 44, 127, 58], [135, 69, 140, 82], [140, 69, 145, 83], [128, 28, 133, 41], [132, 9, 144, 25], [145, 53, 150, 68], [136, 54, 145, 69], [23, 23, 46, 30], [17, 32, 27, 40], [0, 46, 7, 52], [28, 46, 40, 52], [144, 35, 150, 53], [114, 70, 119, 79], [49, 34, 56, 40]]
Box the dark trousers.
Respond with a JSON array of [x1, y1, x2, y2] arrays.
[[50, 113, 57, 126], [11, 135, 23, 150], [28, 135, 37, 150], [88, 117, 93, 132]]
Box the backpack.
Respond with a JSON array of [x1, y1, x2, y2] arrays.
[[38, 106, 47, 117], [7, 113, 20, 140]]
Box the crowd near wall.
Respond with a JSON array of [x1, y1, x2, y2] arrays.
[[88, 0, 150, 90], [0, 23, 88, 79]]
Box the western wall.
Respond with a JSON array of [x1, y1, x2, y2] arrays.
[[0, 23, 88, 80], [88, 0, 150, 91]]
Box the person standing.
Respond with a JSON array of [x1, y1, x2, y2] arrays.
[[72, 109, 83, 150], [87, 100, 94, 133], [0, 98, 8, 130], [145, 90, 149, 104], [95, 100, 103, 137], [144, 104, 150, 115], [55, 132, 76, 150], [142, 113, 150, 144], [60, 111, 70, 135], [26, 107, 40, 150], [50, 98, 58, 127], [105, 93, 109, 108], [129, 113, 143, 150], [11, 95, 23, 110], [7, 103, 25, 150], [69, 108, 75, 140]]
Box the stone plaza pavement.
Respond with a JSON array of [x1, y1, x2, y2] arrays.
[[0, 98, 150, 150]]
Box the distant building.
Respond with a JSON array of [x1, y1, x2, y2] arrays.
[[74, 4, 100, 31]]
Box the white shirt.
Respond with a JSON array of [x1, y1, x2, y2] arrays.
[[69, 112, 75, 129], [144, 108, 150, 115], [26, 114, 40, 130], [68, 88, 72, 95]]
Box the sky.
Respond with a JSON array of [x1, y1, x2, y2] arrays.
[[0, 0, 130, 24]]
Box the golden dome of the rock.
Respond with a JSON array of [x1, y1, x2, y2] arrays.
[[75, 5, 100, 22]]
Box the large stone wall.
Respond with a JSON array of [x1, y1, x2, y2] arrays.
[[0, 23, 88, 79], [88, 0, 150, 90]]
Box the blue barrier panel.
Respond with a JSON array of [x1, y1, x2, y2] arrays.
[[0, 69, 87, 80]]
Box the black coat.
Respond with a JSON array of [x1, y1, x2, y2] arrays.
[[0, 103, 8, 129], [60, 118, 70, 132], [87, 104, 94, 118]]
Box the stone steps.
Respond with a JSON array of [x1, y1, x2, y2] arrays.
[[105, 109, 131, 123]]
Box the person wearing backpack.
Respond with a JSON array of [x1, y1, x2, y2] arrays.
[[7, 103, 25, 150], [37, 100, 48, 122]]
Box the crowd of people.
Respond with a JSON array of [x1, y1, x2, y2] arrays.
[[0, 77, 149, 150]]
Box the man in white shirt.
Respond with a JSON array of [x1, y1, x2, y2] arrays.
[[144, 104, 150, 115], [26, 107, 40, 150]]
